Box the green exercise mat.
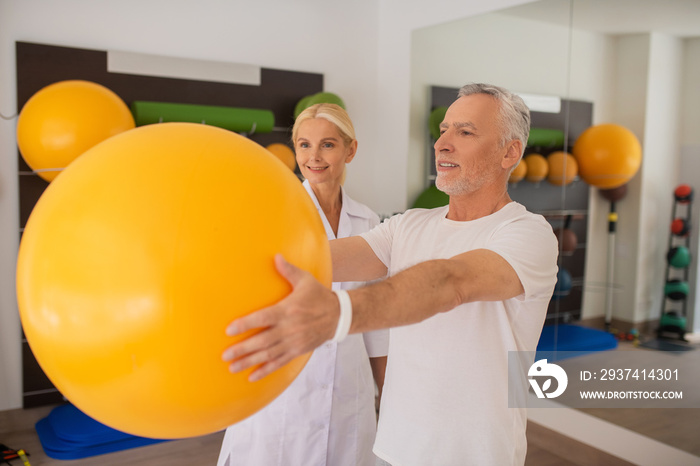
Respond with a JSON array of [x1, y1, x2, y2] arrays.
[[131, 101, 275, 133], [528, 128, 565, 148]]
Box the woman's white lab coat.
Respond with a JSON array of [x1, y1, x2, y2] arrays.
[[217, 180, 388, 466]]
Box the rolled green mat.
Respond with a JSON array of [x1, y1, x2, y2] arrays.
[[131, 101, 275, 133], [528, 128, 565, 148]]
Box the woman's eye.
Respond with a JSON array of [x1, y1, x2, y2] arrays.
[[322, 142, 334, 149]]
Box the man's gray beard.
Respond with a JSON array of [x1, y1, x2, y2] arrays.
[[436, 175, 469, 197]]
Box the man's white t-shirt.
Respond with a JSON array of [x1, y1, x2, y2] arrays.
[[360, 202, 558, 466]]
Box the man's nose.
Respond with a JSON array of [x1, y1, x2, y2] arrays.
[[434, 131, 451, 152]]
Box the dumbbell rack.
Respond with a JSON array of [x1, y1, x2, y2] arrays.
[[658, 187, 693, 341]]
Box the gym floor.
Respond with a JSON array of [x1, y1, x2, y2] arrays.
[[1, 339, 698, 465]]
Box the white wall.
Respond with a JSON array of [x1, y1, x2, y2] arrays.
[[603, 34, 649, 324], [636, 34, 683, 323], [0, 0, 535, 411]]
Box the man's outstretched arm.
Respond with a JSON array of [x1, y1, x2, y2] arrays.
[[330, 236, 387, 282], [222, 247, 523, 381]]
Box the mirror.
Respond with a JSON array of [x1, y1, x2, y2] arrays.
[[409, 0, 700, 459]]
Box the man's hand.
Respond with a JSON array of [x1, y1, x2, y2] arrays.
[[222, 254, 339, 381]]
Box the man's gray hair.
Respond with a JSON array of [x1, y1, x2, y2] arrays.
[[458, 83, 530, 156]]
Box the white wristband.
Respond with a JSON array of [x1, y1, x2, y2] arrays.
[[331, 289, 353, 342]]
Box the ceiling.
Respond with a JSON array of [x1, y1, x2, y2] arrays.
[[502, 0, 700, 38]]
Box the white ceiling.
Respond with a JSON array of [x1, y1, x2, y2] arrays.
[[501, 0, 700, 38]]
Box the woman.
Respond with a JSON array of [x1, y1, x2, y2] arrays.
[[217, 103, 388, 466]]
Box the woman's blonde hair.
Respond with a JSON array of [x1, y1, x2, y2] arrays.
[[292, 103, 356, 147]]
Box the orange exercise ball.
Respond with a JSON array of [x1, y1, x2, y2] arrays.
[[524, 153, 548, 183], [266, 143, 297, 171], [572, 123, 641, 189], [508, 158, 527, 184], [16, 123, 330, 439], [547, 151, 578, 186], [16, 80, 135, 182]]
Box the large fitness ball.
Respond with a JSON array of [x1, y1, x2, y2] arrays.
[[546, 151, 578, 186], [266, 143, 297, 172], [308, 91, 345, 108], [508, 158, 527, 184], [293, 95, 315, 119], [16, 80, 135, 182], [412, 184, 449, 209], [429, 106, 448, 140], [524, 153, 548, 183], [572, 124, 641, 189], [16, 123, 331, 439], [293, 92, 345, 119]]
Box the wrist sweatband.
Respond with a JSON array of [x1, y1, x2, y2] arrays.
[[331, 289, 353, 342]]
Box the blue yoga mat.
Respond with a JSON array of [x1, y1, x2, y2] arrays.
[[536, 324, 617, 361], [36, 404, 167, 460], [46, 404, 135, 445]]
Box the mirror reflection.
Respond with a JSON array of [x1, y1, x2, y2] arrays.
[[410, 0, 700, 460]]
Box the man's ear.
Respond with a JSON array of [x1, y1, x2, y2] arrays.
[[502, 140, 522, 170]]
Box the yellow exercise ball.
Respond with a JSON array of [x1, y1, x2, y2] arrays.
[[266, 143, 297, 171], [16, 123, 330, 439], [572, 123, 642, 189], [524, 153, 548, 183], [508, 158, 527, 184], [547, 151, 578, 186], [16, 80, 135, 182]]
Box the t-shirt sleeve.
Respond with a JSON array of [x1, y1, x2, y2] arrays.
[[485, 214, 559, 302], [359, 213, 400, 269]]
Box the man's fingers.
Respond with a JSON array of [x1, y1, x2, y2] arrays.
[[224, 331, 301, 382], [226, 306, 278, 337], [274, 254, 307, 287], [222, 327, 275, 363], [249, 358, 292, 382], [221, 254, 330, 382]]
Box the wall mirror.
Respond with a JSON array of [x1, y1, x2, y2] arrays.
[[409, 0, 700, 458]]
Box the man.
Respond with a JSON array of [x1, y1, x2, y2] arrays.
[[223, 83, 559, 465]]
